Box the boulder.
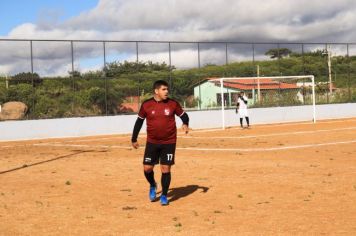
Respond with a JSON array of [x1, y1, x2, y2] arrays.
[[0, 102, 28, 120]]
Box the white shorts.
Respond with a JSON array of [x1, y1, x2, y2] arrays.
[[238, 108, 249, 118]]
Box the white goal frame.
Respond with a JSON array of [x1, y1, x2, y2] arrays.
[[209, 75, 316, 129]]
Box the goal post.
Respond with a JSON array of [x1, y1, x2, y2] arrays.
[[209, 75, 316, 129]]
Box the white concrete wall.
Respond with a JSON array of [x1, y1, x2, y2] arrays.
[[1, 103, 355, 141]]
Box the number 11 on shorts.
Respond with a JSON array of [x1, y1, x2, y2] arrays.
[[167, 154, 173, 161]]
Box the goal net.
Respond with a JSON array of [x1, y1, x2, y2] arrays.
[[206, 75, 316, 129]]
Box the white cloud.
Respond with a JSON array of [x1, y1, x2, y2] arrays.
[[1, 0, 356, 75]]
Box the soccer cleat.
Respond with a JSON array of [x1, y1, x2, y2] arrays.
[[149, 184, 157, 202], [160, 195, 169, 205]]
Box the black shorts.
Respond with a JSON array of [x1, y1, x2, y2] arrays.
[[143, 142, 176, 166]]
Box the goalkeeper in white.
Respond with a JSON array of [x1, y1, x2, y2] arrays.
[[235, 92, 250, 128]]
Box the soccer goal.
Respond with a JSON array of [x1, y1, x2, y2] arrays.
[[208, 75, 316, 129]]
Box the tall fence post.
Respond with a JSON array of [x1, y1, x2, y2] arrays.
[[30, 40, 35, 118], [169, 42, 172, 91], [103, 41, 108, 115]]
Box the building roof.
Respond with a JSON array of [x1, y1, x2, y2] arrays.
[[207, 78, 299, 90]]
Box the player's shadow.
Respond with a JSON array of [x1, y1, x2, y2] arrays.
[[166, 185, 209, 202], [0, 149, 104, 175]]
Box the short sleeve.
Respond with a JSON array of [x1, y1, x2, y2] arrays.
[[138, 103, 146, 119], [174, 101, 185, 117]]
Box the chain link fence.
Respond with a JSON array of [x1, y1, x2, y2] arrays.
[[0, 39, 355, 120]]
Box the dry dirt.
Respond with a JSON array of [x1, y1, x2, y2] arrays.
[[1, 118, 356, 235]]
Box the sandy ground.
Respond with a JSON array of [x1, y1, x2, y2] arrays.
[[1, 118, 356, 235]]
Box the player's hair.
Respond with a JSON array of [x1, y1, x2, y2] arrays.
[[153, 80, 169, 90]]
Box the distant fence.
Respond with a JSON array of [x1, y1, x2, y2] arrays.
[[0, 39, 355, 120]]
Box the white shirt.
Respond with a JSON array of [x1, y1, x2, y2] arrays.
[[237, 95, 248, 109]]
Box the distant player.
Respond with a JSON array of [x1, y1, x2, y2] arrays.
[[131, 80, 189, 206], [236, 91, 250, 128]]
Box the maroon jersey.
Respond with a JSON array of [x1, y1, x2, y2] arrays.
[[138, 97, 185, 144]]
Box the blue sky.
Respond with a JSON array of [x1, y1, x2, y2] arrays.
[[0, 0, 98, 35]]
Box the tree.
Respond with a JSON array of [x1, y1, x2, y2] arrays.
[[10, 72, 42, 86], [265, 48, 292, 59]]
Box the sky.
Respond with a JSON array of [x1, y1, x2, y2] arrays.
[[0, 0, 98, 35], [1, 0, 356, 76]]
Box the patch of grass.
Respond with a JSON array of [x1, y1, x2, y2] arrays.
[[0, 193, 4, 196], [198, 177, 208, 180], [120, 189, 131, 192], [65, 181, 71, 185], [22, 164, 28, 168], [228, 205, 233, 209], [214, 210, 222, 214], [122, 206, 137, 211], [327, 173, 332, 176], [238, 194, 243, 198], [175, 222, 182, 227], [172, 217, 178, 221], [193, 211, 198, 216]]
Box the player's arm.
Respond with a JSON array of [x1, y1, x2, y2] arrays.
[[175, 101, 189, 134], [180, 112, 189, 134], [236, 102, 240, 113], [180, 113, 189, 134], [241, 96, 248, 104], [131, 117, 144, 149], [131, 104, 146, 149]]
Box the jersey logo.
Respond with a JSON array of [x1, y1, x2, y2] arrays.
[[164, 108, 170, 116]]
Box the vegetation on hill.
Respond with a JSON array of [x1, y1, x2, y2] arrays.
[[0, 49, 355, 119]]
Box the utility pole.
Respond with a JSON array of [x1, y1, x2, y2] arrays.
[[327, 45, 332, 94], [323, 45, 332, 94], [5, 75, 9, 89], [257, 65, 261, 103]]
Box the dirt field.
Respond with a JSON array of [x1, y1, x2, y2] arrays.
[[1, 118, 356, 235]]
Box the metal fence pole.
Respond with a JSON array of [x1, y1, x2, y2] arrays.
[[103, 41, 108, 115], [277, 43, 281, 75], [302, 44, 306, 104], [71, 40, 74, 89], [225, 43, 228, 77], [136, 42, 140, 109], [197, 42, 201, 110], [252, 43, 255, 76], [347, 43, 351, 102], [30, 40, 35, 118], [169, 42, 172, 90], [70, 40, 75, 115]]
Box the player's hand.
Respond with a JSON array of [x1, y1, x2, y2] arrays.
[[182, 124, 189, 134], [132, 142, 139, 149]]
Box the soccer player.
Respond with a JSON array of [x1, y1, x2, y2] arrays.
[[236, 91, 250, 128], [131, 80, 189, 206]]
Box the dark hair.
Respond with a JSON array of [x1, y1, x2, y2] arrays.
[[153, 80, 169, 90]]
